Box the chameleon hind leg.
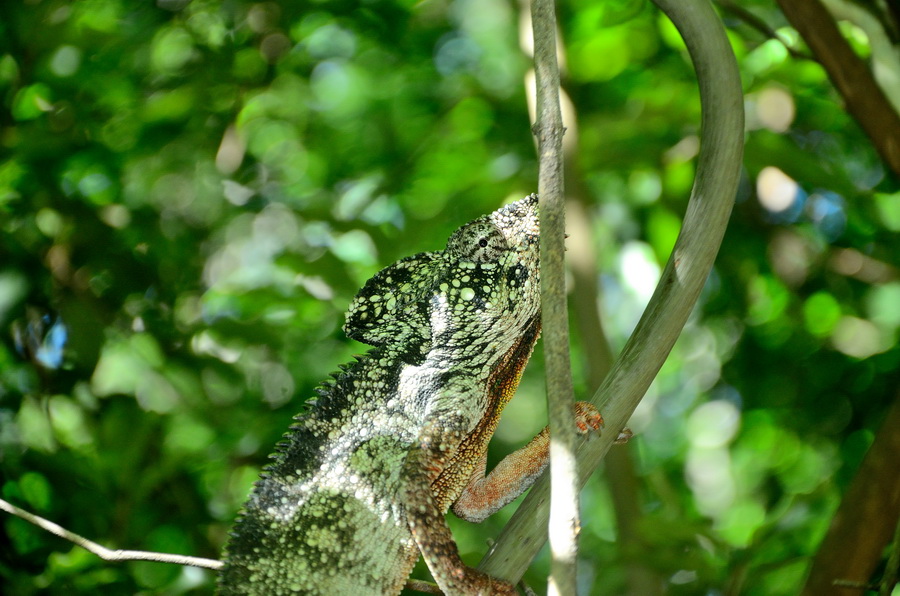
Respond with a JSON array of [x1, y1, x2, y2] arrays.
[[402, 414, 518, 596]]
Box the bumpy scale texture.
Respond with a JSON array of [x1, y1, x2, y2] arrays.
[[218, 195, 602, 595]]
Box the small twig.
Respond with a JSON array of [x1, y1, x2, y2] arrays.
[[0, 497, 224, 571], [832, 579, 879, 589], [716, 0, 813, 60]]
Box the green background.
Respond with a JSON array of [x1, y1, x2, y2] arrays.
[[1, 0, 898, 594]]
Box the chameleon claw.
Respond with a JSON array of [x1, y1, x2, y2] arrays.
[[614, 427, 634, 444], [573, 401, 604, 434]]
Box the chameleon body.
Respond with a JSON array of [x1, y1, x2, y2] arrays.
[[218, 195, 602, 595]]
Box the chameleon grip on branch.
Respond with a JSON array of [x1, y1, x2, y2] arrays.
[[218, 195, 602, 595]]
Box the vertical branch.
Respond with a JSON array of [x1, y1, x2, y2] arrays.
[[530, 0, 580, 594]]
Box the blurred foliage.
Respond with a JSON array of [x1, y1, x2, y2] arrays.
[[1, 0, 898, 594]]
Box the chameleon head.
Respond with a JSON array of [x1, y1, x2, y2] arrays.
[[446, 194, 539, 263], [342, 194, 540, 355], [486, 193, 540, 256], [445, 194, 539, 262], [436, 194, 541, 347]]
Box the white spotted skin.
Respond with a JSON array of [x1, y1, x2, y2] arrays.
[[218, 195, 541, 595]]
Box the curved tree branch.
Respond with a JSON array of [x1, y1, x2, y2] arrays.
[[480, 0, 744, 582]]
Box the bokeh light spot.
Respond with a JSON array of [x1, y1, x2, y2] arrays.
[[832, 316, 883, 358], [49, 45, 82, 77], [803, 292, 841, 338], [687, 400, 741, 448], [757, 166, 801, 215], [757, 86, 795, 132]]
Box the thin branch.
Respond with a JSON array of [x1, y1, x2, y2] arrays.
[[715, 0, 813, 60], [530, 0, 580, 593], [480, 0, 744, 581], [0, 497, 224, 571]]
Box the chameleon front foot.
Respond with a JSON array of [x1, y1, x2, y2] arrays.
[[573, 401, 632, 444]]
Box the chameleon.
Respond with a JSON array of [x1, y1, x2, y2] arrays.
[[218, 194, 603, 595]]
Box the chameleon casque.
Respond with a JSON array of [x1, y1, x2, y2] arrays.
[[218, 194, 602, 595]]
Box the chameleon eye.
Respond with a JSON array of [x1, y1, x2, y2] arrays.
[[447, 220, 509, 263]]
